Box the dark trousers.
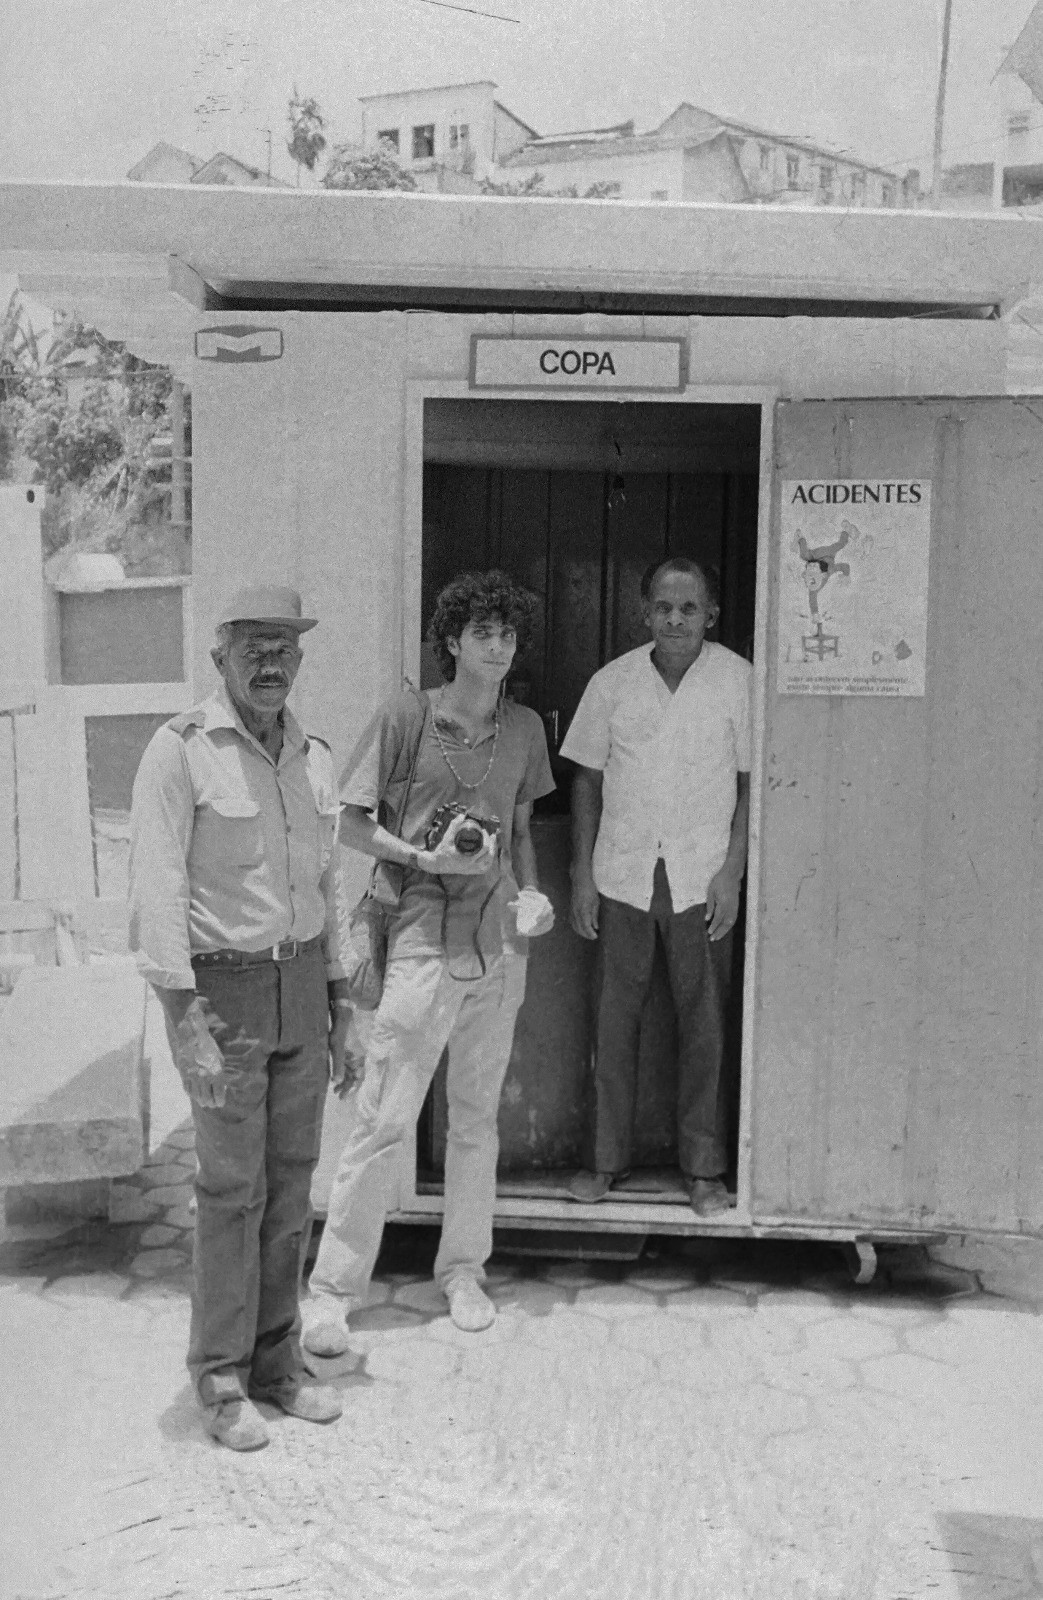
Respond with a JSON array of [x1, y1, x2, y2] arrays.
[[590, 859, 732, 1180], [187, 944, 329, 1406]]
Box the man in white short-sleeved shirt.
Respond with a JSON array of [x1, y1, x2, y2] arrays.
[[559, 558, 751, 1216]]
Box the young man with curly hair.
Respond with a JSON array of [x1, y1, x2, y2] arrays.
[[303, 570, 555, 1344]]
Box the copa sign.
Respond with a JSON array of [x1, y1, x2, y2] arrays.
[[470, 336, 685, 391], [538, 347, 618, 377]]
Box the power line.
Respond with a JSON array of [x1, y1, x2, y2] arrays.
[[409, 0, 520, 20]]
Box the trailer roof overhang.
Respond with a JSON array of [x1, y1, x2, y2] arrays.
[[3, 182, 1043, 367]]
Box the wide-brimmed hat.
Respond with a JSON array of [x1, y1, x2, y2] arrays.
[[216, 585, 317, 633]]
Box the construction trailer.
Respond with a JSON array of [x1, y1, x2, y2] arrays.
[[4, 183, 1043, 1275]]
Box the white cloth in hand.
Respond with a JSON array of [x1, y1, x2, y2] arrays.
[[510, 887, 555, 938]]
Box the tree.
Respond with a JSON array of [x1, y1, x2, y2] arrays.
[[479, 172, 621, 200], [286, 86, 327, 188], [322, 142, 419, 192], [1, 310, 184, 570]]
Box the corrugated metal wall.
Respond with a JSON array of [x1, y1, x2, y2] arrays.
[[752, 397, 1043, 1235]]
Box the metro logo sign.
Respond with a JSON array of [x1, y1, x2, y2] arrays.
[[195, 326, 284, 363], [470, 336, 685, 391]]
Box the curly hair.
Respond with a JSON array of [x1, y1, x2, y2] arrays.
[[427, 569, 541, 681]]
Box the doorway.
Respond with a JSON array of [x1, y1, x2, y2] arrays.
[[417, 397, 762, 1203]]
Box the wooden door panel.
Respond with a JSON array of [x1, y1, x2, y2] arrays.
[[753, 399, 1043, 1234]]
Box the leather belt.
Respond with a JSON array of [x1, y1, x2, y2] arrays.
[[191, 933, 324, 970]]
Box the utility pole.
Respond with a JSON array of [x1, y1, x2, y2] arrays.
[[931, 0, 955, 202], [260, 127, 273, 179]]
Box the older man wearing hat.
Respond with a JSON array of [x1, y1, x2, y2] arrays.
[[129, 585, 353, 1451]]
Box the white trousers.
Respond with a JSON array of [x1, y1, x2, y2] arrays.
[[310, 949, 527, 1303]]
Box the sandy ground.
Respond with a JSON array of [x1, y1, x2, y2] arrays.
[[2, 1149, 1042, 1600]]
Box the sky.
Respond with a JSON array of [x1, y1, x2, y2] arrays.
[[0, 0, 1036, 188]]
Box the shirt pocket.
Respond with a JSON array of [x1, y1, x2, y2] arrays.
[[202, 796, 264, 866]]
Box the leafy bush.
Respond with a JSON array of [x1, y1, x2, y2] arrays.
[[322, 144, 418, 191]]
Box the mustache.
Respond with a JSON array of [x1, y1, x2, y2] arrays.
[[251, 671, 288, 687]]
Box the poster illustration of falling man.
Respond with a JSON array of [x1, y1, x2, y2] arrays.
[[777, 479, 931, 696]]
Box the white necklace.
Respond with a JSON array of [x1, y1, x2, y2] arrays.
[[433, 690, 500, 790]]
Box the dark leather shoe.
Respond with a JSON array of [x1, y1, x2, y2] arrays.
[[567, 1169, 628, 1202], [686, 1176, 733, 1217]]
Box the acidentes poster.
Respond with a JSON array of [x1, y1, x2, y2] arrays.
[[777, 479, 931, 696]]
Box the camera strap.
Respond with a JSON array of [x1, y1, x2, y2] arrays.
[[437, 868, 502, 983], [367, 685, 430, 907]]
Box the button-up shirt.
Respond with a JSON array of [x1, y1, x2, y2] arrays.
[[129, 684, 345, 990], [559, 642, 752, 913]]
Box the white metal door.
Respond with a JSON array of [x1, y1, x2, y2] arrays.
[[750, 397, 1043, 1237]]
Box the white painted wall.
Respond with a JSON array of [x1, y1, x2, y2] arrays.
[[361, 84, 497, 175], [503, 147, 684, 199], [187, 309, 1008, 792], [995, 71, 1043, 206]]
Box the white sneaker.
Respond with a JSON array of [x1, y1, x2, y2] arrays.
[[301, 1291, 353, 1358], [446, 1278, 495, 1332]]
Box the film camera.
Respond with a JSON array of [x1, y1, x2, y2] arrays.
[[425, 804, 500, 857]]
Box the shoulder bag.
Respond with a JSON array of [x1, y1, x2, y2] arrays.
[[342, 687, 431, 1009]]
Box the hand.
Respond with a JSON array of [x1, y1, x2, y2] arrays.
[[171, 997, 256, 1108], [417, 813, 498, 877], [334, 1011, 371, 1100], [331, 1008, 368, 1101], [705, 864, 742, 942], [509, 887, 555, 938], [570, 872, 600, 940]]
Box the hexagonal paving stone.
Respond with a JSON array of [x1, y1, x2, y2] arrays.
[[663, 1287, 755, 1318], [138, 1224, 183, 1249], [524, 1306, 612, 1351], [571, 1283, 664, 1318], [767, 1355, 860, 1396], [128, 1248, 190, 1278], [801, 1314, 898, 1363], [485, 1281, 567, 1318], [351, 1303, 430, 1333], [136, 1184, 192, 1207], [108, 1190, 163, 1225], [860, 1351, 963, 1403], [883, 1254, 978, 1300], [140, 1163, 192, 1188], [613, 1312, 713, 1356], [160, 1204, 197, 1232], [41, 1273, 128, 1300], [362, 1336, 459, 1385], [621, 1263, 698, 1293], [160, 1126, 196, 1150], [481, 1260, 522, 1284], [390, 1279, 445, 1316], [542, 1261, 600, 1288]]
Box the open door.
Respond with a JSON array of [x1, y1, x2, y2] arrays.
[[751, 397, 1043, 1237], [418, 398, 760, 1201]]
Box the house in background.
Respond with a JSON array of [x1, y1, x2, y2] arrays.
[[126, 143, 202, 185], [936, 163, 996, 212], [359, 81, 538, 189], [127, 144, 290, 189], [501, 102, 911, 206], [993, 1, 1043, 207], [500, 119, 749, 201]]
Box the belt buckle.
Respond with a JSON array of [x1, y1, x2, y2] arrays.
[[272, 938, 299, 962]]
